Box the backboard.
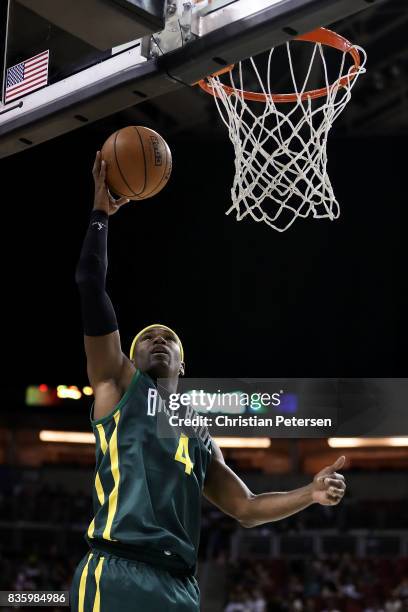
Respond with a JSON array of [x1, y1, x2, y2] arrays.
[[0, 0, 380, 158]]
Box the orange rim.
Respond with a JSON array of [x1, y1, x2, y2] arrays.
[[197, 27, 362, 103]]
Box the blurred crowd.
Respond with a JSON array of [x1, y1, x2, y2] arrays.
[[0, 475, 407, 612], [0, 546, 77, 592], [224, 556, 408, 612], [1, 480, 406, 531], [0, 481, 92, 525], [2, 548, 407, 612]]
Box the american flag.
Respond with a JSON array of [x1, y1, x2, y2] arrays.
[[5, 50, 49, 103]]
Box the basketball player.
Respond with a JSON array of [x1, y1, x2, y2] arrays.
[[70, 151, 346, 611]]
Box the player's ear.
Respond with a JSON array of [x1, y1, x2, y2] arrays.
[[179, 361, 185, 377]]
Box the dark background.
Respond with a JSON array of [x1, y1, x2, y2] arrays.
[[1, 128, 407, 387], [2, 0, 408, 390]]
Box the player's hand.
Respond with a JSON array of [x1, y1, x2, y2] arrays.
[[311, 456, 346, 506], [92, 151, 130, 216]]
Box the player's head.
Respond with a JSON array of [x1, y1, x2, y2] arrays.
[[129, 324, 184, 379]]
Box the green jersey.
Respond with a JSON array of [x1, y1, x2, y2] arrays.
[[85, 369, 213, 570]]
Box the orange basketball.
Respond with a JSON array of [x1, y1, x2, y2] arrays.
[[101, 126, 172, 200]]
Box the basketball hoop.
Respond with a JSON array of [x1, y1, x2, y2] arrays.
[[197, 28, 367, 232]]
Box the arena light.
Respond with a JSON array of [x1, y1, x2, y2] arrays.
[[39, 430, 95, 444], [26, 384, 93, 405], [328, 437, 408, 448], [56, 385, 82, 400], [26, 385, 61, 406], [213, 437, 271, 448], [388, 438, 408, 446]]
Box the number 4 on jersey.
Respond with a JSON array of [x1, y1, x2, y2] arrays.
[[175, 433, 194, 475]]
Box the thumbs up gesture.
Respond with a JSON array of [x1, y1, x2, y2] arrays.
[[311, 456, 347, 506]]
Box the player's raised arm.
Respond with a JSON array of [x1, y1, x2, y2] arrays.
[[75, 152, 132, 408], [204, 443, 346, 528]]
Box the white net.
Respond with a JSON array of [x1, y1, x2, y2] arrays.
[[205, 37, 367, 231]]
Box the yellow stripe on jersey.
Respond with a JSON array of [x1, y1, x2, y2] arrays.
[[95, 472, 104, 507], [102, 410, 121, 541], [94, 424, 107, 505], [92, 556, 105, 612], [78, 552, 93, 612], [96, 423, 108, 455], [87, 517, 95, 539], [87, 423, 108, 538]]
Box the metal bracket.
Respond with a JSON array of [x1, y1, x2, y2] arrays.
[[142, 0, 195, 59]]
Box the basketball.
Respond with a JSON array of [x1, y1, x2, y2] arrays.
[[101, 126, 172, 200]]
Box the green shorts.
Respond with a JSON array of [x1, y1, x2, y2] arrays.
[[70, 550, 200, 612]]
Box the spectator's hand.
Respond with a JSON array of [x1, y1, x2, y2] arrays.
[[92, 151, 129, 215], [311, 456, 346, 506]]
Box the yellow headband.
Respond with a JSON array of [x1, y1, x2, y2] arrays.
[[129, 324, 184, 362]]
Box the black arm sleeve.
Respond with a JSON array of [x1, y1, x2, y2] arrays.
[[75, 209, 119, 336]]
